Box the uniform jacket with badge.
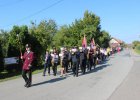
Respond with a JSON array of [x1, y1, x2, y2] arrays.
[[22, 51, 34, 70]]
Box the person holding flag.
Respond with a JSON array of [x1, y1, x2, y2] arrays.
[[90, 38, 97, 69], [21, 44, 34, 88], [81, 35, 88, 73], [90, 38, 95, 49], [82, 35, 87, 48]]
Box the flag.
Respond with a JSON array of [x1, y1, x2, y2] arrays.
[[90, 38, 95, 49], [82, 35, 87, 48]]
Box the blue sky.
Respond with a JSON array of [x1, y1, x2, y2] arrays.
[[0, 0, 140, 43]]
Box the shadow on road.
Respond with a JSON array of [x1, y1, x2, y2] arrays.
[[79, 59, 111, 76], [32, 77, 66, 87], [93, 64, 111, 72], [32, 58, 111, 87], [83, 64, 111, 76]]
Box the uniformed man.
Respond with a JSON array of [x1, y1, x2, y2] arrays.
[[71, 47, 79, 77], [21, 44, 34, 88], [79, 47, 86, 74]]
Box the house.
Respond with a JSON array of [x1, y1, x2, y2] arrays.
[[109, 38, 123, 51]]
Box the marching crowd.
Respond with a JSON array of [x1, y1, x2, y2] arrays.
[[42, 46, 112, 77], [21, 43, 116, 88]]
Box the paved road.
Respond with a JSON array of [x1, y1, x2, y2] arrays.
[[108, 49, 140, 100], [0, 49, 135, 100]]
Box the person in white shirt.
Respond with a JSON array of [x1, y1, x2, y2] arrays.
[[51, 48, 59, 76]]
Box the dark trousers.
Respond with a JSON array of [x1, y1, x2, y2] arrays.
[[89, 58, 93, 71], [52, 63, 57, 76], [65, 61, 68, 73], [93, 57, 97, 69], [72, 62, 79, 77], [22, 69, 32, 85], [68, 59, 72, 70], [43, 63, 50, 75], [80, 59, 86, 74], [62, 60, 68, 73]]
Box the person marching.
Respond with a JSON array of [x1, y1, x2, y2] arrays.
[[43, 50, 51, 76], [51, 47, 59, 76], [93, 47, 97, 69], [71, 47, 79, 77], [59, 48, 65, 77], [21, 44, 34, 88], [79, 47, 86, 74], [67, 49, 72, 70], [90, 38, 97, 69]]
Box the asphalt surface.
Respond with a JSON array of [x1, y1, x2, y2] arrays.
[[108, 49, 140, 100], [0, 49, 138, 100]]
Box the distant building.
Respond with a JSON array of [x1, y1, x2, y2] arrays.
[[109, 38, 123, 48]]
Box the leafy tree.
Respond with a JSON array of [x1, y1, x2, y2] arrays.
[[132, 41, 140, 49], [82, 10, 101, 44], [53, 10, 105, 47], [0, 10, 112, 70], [0, 30, 9, 57], [30, 19, 57, 50], [98, 30, 111, 48], [29, 19, 57, 65], [8, 25, 30, 57], [53, 25, 73, 47], [135, 44, 140, 50]]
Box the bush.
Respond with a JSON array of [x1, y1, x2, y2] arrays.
[[135, 44, 140, 50]]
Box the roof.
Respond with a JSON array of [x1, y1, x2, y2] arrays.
[[110, 38, 123, 44]]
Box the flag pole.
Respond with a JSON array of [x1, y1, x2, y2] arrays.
[[16, 34, 22, 57], [82, 33, 87, 48]]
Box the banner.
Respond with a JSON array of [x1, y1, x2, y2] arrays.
[[4, 57, 19, 65], [90, 38, 95, 49], [82, 35, 87, 48]]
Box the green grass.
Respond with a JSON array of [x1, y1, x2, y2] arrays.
[[0, 71, 21, 82], [0, 68, 44, 82], [134, 44, 140, 55], [134, 48, 140, 55], [0, 65, 61, 82]]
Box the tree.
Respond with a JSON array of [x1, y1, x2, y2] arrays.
[[132, 41, 140, 49], [29, 19, 58, 65], [0, 30, 9, 57], [53, 25, 73, 47], [8, 25, 30, 57], [53, 10, 104, 47], [98, 30, 111, 48], [30, 19, 57, 50]]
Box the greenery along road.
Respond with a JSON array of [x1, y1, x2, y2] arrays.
[[0, 10, 111, 73]]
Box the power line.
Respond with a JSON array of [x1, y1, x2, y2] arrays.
[[2, 0, 65, 29]]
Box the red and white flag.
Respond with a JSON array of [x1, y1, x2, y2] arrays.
[[90, 38, 95, 49], [82, 35, 87, 48]]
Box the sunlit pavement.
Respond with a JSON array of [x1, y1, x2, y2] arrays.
[[0, 49, 136, 100], [108, 49, 140, 100]]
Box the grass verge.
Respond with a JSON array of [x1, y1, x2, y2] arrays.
[[0, 65, 61, 83], [134, 48, 140, 55], [0, 68, 44, 83]]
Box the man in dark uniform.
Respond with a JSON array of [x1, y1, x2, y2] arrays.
[[88, 48, 94, 71], [71, 47, 80, 77], [63, 48, 69, 73], [21, 44, 34, 88], [79, 47, 86, 74], [92, 47, 97, 69]]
